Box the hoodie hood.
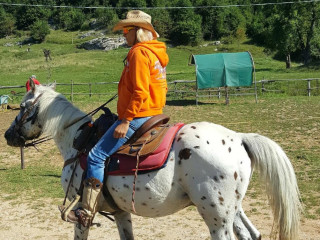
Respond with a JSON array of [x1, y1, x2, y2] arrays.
[[131, 40, 169, 67]]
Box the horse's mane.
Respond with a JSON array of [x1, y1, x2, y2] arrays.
[[35, 85, 91, 139]]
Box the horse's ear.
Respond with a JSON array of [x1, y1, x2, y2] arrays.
[[29, 78, 36, 93], [48, 82, 56, 90]]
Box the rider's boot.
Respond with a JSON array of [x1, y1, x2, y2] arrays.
[[66, 178, 103, 227]]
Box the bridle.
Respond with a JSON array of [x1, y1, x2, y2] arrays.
[[15, 93, 43, 128]]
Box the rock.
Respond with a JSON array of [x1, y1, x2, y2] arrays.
[[4, 43, 14, 47], [78, 36, 127, 51]]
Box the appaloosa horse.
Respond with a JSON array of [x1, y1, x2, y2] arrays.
[[5, 81, 301, 240]]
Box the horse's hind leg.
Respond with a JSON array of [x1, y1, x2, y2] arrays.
[[186, 183, 237, 239], [114, 211, 134, 240], [233, 207, 261, 240], [74, 223, 89, 240], [196, 202, 236, 240]]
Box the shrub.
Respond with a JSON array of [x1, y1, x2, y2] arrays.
[[169, 15, 202, 46], [30, 20, 50, 42]]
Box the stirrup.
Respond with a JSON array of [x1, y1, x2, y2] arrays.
[[59, 194, 81, 222], [59, 205, 93, 227]]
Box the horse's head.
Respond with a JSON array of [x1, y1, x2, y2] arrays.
[[5, 79, 44, 147]]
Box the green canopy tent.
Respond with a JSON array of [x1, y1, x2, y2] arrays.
[[190, 52, 257, 104]]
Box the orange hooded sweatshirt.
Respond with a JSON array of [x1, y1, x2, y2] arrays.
[[117, 40, 169, 121]]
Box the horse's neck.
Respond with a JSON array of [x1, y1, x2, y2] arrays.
[[45, 100, 90, 161], [53, 122, 85, 161]]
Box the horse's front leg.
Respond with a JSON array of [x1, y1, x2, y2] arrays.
[[114, 211, 134, 240], [74, 223, 90, 240]]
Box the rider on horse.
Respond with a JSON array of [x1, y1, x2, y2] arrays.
[[65, 10, 169, 227]]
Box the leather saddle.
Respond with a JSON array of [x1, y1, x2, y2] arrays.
[[115, 114, 170, 157]]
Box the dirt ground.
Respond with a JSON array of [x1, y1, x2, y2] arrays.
[[0, 110, 319, 240]]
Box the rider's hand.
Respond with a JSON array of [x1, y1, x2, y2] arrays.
[[113, 119, 130, 138]]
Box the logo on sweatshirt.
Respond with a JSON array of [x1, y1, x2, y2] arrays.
[[154, 61, 166, 80]]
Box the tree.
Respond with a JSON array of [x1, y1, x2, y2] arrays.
[[15, 6, 51, 30], [247, 2, 320, 65], [146, 0, 172, 38], [30, 20, 50, 42], [0, 8, 15, 37], [57, 8, 86, 30], [169, 0, 202, 45], [95, 8, 119, 31]]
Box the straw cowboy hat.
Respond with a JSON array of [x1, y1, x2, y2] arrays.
[[113, 10, 159, 38]]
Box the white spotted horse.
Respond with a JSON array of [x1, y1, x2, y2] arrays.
[[5, 82, 302, 240]]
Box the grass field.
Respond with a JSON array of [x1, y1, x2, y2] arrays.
[[0, 30, 319, 220]]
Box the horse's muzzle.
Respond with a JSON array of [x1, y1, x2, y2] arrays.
[[4, 127, 26, 147]]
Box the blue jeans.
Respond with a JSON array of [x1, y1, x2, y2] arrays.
[[86, 117, 150, 182]]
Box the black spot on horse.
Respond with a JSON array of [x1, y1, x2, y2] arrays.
[[219, 197, 224, 202], [178, 148, 191, 160], [194, 146, 200, 149], [195, 135, 200, 138], [123, 184, 129, 189], [191, 126, 196, 129], [207, 141, 209, 144], [234, 171, 238, 180], [213, 176, 219, 182], [145, 187, 150, 191], [228, 147, 231, 153], [222, 139, 225, 145], [201, 196, 206, 200], [220, 175, 224, 180], [210, 203, 216, 208], [177, 137, 181, 142]]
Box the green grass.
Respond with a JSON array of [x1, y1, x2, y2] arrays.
[[0, 30, 319, 219], [0, 164, 63, 200]]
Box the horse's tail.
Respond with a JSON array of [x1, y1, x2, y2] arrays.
[[240, 133, 302, 240]]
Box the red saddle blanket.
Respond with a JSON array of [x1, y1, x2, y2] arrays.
[[107, 123, 184, 175], [79, 123, 184, 175]]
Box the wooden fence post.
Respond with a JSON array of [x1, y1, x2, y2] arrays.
[[20, 147, 25, 169], [71, 80, 74, 102], [225, 86, 229, 105], [307, 79, 311, 97]]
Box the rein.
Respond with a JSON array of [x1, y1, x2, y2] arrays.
[[64, 94, 118, 130], [23, 94, 118, 149]]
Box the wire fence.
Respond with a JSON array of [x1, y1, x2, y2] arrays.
[[1, 78, 320, 105]]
